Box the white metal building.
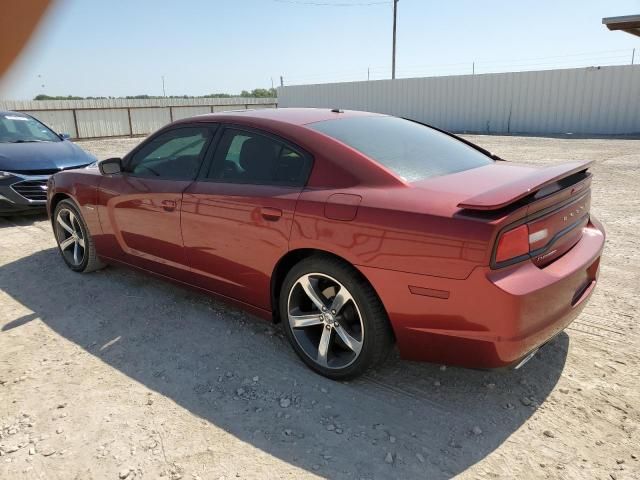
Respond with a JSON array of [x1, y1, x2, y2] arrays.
[[278, 65, 640, 135]]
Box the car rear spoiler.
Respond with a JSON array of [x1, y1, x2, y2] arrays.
[[457, 160, 594, 211]]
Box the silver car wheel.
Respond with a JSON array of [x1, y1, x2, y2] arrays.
[[55, 208, 86, 266], [287, 272, 364, 369]]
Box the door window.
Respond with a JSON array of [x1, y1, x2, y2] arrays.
[[128, 127, 213, 180], [206, 128, 311, 186]]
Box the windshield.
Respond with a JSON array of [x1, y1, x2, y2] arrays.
[[0, 113, 61, 143], [309, 116, 493, 182]]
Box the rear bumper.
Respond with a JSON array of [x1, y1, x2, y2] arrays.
[[358, 216, 605, 369]]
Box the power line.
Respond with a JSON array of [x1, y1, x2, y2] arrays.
[[272, 0, 390, 6], [389, 48, 635, 71], [471, 48, 635, 65], [283, 48, 636, 84], [284, 59, 633, 85], [395, 59, 630, 77]]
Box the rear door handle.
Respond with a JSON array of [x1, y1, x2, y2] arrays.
[[161, 199, 177, 212], [261, 207, 283, 221]]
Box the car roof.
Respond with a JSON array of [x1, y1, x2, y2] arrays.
[[0, 110, 28, 117], [185, 107, 387, 126]]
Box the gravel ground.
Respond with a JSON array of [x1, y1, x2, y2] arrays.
[[0, 134, 638, 480]]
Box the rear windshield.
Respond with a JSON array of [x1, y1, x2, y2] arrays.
[[309, 116, 492, 182]]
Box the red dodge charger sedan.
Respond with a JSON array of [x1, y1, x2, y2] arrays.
[[47, 108, 605, 379]]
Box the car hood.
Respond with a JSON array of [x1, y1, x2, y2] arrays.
[[0, 140, 95, 174]]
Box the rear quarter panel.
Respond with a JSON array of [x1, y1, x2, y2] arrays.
[[290, 186, 495, 280]]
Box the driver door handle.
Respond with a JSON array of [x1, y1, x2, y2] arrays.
[[161, 199, 177, 212]]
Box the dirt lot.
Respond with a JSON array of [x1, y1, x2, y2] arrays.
[[0, 134, 638, 480]]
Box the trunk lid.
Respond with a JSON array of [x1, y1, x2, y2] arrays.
[[414, 160, 593, 268], [457, 160, 592, 211], [468, 161, 593, 268]]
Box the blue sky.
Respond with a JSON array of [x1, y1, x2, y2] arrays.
[[1, 0, 639, 99]]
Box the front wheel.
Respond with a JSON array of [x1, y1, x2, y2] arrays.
[[280, 256, 393, 379], [53, 199, 105, 273]]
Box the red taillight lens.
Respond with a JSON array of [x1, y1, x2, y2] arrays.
[[495, 224, 529, 263]]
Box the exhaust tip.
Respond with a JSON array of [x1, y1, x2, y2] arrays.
[[513, 348, 539, 370]]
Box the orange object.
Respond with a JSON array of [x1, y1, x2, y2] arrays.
[[0, 0, 52, 80]]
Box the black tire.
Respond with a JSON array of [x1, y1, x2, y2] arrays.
[[280, 255, 393, 380], [53, 199, 105, 273]]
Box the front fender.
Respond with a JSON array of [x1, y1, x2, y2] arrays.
[[48, 170, 102, 237]]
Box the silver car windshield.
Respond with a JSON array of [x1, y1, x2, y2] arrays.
[[0, 113, 61, 143]]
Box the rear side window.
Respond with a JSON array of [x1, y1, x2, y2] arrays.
[[206, 128, 310, 186], [309, 116, 492, 182]]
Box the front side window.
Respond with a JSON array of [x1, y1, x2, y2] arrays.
[[128, 127, 212, 180], [206, 128, 310, 186], [309, 116, 493, 182], [0, 113, 61, 143]]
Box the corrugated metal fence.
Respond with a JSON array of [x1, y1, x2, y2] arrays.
[[0, 97, 277, 139], [278, 65, 640, 135]]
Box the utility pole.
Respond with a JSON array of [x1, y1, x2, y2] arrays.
[[161, 76, 166, 97], [280, 76, 284, 87], [271, 77, 274, 89], [472, 62, 475, 75], [368, 67, 370, 81], [633, 48, 636, 65], [392, 0, 398, 79]]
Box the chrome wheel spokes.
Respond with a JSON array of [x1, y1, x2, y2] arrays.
[[57, 214, 74, 235], [297, 274, 329, 311], [329, 287, 353, 316], [288, 273, 364, 369], [59, 236, 76, 251], [289, 312, 324, 328], [55, 208, 86, 266], [334, 324, 362, 355], [317, 327, 332, 367]]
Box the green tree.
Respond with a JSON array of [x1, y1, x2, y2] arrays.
[[34, 94, 84, 100], [33, 88, 277, 101], [239, 88, 277, 98]]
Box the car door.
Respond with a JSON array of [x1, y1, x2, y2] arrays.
[[97, 125, 215, 280], [181, 126, 313, 310]]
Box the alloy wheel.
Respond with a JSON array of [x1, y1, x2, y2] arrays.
[[55, 208, 86, 267], [287, 272, 365, 369]]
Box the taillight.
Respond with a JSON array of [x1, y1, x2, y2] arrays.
[[495, 224, 529, 263]]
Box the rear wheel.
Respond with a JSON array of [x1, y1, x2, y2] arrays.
[[280, 256, 393, 379], [53, 199, 105, 273]]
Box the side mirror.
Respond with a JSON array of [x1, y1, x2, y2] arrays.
[[98, 157, 122, 175], [59, 133, 71, 140]]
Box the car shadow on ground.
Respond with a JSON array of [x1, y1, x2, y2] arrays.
[[0, 248, 568, 479], [0, 212, 49, 229]]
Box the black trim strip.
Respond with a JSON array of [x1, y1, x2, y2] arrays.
[[529, 214, 588, 259], [402, 117, 503, 161]]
